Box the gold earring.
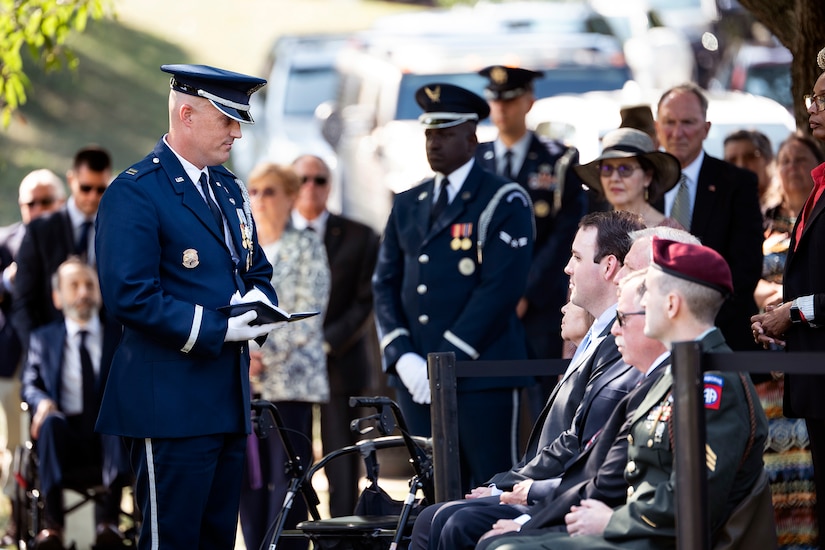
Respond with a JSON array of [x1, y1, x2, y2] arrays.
[[644, 187, 649, 201]]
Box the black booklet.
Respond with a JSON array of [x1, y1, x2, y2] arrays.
[[218, 302, 320, 325]]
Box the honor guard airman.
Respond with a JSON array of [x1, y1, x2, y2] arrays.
[[95, 64, 279, 550], [373, 83, 534, 490], [475, 65, 587, 363]]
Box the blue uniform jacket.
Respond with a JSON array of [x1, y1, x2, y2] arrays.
[[372, 161, 534, 392], [94, 138, 277, 438]]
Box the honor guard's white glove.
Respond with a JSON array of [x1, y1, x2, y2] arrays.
[[224, 310, 280, 343], [396, 353, 431, 404]]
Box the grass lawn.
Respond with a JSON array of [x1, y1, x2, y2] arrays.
[[0, 0, 421, 225]]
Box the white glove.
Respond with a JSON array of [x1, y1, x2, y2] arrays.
[[224, 310, 280, 343], [396, 353, 431, 404], [230, 287, 276, 308]]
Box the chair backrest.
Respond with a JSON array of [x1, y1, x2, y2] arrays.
[[712, 469, 777, 550]]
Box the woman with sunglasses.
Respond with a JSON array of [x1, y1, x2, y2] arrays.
[[574, 128, 682, 229], [239, 162, 331, 550]]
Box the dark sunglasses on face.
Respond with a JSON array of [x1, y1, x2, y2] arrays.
[[301, 175, 328, 186], [599, 164, 640, 179], [21, 197, 56, 208], [248, 187, 276, 198], [79, 184, 107, 195], [615, 310, 645, 327]]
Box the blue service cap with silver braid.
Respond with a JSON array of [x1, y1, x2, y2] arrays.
[[161, 64, 266, 124]]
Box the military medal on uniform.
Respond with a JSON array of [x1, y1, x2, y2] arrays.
[[450, 223, 473, 251], [237, 209, 253, 271], [235, 176, 256, 272]]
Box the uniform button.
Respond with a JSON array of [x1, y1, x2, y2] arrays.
[[627, 486, 635, 498], [418, 314, 429, 325], [417, 284, 428, 294], [628, 434, 634, 445], [153, 158, 159, 163], [419, 254, 430, 264], [626, 460, 636, 473]]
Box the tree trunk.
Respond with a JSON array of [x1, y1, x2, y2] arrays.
[[739, 0, 825, 134]]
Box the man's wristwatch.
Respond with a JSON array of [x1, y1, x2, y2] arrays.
[[790, 300, 805, 324]]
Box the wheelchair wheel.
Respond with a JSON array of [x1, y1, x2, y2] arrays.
[[13, 442, 43, 549]]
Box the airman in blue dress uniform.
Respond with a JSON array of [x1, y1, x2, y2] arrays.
[[475, 66, 587, 361], [95, 64, 280, 550], [373, 83, 534, 490]]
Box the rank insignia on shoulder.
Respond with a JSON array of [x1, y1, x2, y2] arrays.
[[703, 373, 724, 410], [125, 168, 139, 176]]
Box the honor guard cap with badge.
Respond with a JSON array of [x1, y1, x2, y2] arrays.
[[650, 237, 734, 298], [478, 66, 544, 101], [161, 64, 266, 124], [415, 83, 490, 129]]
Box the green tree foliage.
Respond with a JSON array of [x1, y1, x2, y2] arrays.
[[0, 0, 111, 126]]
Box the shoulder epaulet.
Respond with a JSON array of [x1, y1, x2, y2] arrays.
[[119, 154, 161, 180]]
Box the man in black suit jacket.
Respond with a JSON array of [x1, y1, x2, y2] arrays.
[[752, 63, 825, 540], [408, 211, 644, 550], [655, 83, 763, 351], [12, 146, 112, 348], [292, 154, 380, 516], [20, 258, 130, 549]]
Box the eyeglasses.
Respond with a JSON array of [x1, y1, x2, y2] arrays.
[[248, 187, 276, 198], [301, 175, 328, 186], [805, 94, 825, 113], [615, 310, 645, 327], [21, 197, 56, 208], [599, 164, 641, 179], [78, 184, 107, 195]]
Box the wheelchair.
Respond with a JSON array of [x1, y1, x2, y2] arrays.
[[250, 396, 434, 550], [11, 403, 138, 550]]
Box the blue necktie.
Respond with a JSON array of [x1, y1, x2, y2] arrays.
[[200, 172, 224, 231]]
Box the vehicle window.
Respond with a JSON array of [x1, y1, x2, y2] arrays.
[[284, 67, 340, 116], [533, 67, 631, 98], [396, 73, 489, 120], [394, 67, 630, 121], [744, 65, 792, 111]]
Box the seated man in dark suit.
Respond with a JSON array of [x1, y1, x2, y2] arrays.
[[478, 239, 769, 550], [21, 258, 130, 550], [434, 271, 669, 550], [408, 211, 644, 550]]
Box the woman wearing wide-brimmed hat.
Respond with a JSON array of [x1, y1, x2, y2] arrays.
[[574, 128, 683, 228]]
